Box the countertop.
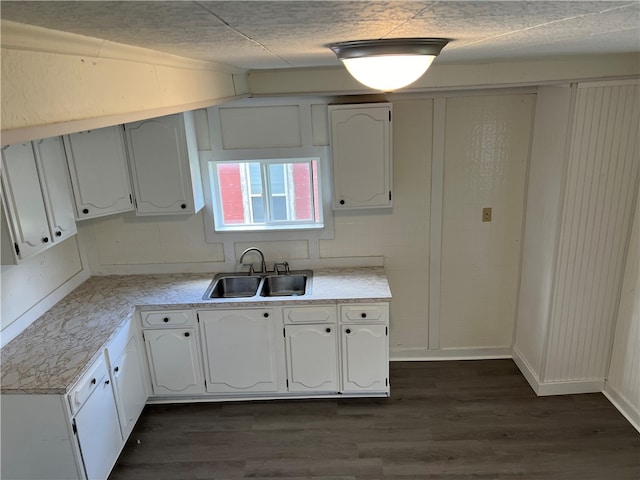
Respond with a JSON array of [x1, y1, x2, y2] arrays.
[[1, 268, 391, 395]]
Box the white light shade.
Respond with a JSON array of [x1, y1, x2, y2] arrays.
[[342, 54, 436, 91], [328, 38, 449, 92]]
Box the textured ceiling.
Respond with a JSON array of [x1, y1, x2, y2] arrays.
[[1, 1, 639, 69]]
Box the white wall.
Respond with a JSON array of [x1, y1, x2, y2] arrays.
[[605, 188, 640, 430], [1, 21, 246, 145], [0, 236, 88, 346]]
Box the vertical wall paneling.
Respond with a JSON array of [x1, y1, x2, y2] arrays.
[[513, 86, 573, 381], [428, 98, 446, 350], [605, 190, 640, 430], [544, 82, 640, 384], [440, 94, 533, 349]]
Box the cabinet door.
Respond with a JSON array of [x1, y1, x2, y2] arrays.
[[285, 324, 338, 393], [74, 374, 123, 480], [64, 126, 133, 220], [341, 324, 389, 393], [1, 142, 51, 260], [125, 112, 204, 215], [330, 104, 392, 209], [111, 336, 148, 438], [32, 137, 77, 243], [143, 328, 203, 395], [199, 309, 282, 394]]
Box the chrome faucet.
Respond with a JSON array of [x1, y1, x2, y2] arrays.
[[239, 247, 267, 274]]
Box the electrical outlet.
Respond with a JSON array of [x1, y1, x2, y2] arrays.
[[482, 207, 492, 222]]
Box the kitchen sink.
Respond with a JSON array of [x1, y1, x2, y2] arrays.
[[204, 275, 261, 299], [203, 270, 312, 299], [260, 273, 309, 297]]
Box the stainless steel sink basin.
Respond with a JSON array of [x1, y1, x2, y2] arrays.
[[260, 273, 309, 297], [204, 275, 261, 299], [203, 270, 312, 299]]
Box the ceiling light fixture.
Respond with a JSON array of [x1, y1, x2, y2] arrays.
[[329, 38, 449, 92]]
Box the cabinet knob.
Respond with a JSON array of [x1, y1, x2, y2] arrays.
[[184, 332, 190, 337], [263, 312, 269, 318], [105, 380, 110, 385], [339, 200, 345, 205], [181, 203, 187, 209], [42, 237, 49, 243], [91, 378, 96, 385], [326, 327, 331, 333], [345, 328, 351, 334], [114, 366, 119, 373], [361, 312, 367, 318], [82, 208, 89, 214], [55, 231, 62, 237], [163, 317, 169, 322]]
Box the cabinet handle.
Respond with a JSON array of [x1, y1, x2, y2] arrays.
[[326, 327, 331, 333], [82, 208, 89, 214], [105, 380, 110, 385], [91, 378, 96, 385], [114, 366, 119, 373], [163, 317, 169, 323], [263, 312, 269, 318], [42, 237, 49, 243], [361, 313, 367, 318], [345, 328, 351, 334], [184, 332, 190, 337], [181, 203, 187, 209], [339, 200, 345, 205], [55, 231, 62, 237]]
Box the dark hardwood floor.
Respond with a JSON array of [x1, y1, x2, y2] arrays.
[[109, 360, 640, 479]]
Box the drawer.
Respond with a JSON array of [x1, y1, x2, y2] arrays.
[[283, 305, 337, 324], [140, 309, 195, 328], [68, 354, 108, 414], [341, 303, 389, 323]]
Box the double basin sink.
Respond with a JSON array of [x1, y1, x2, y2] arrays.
[[203, 270, 312, 300]]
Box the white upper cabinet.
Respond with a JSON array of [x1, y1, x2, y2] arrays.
[[1, 138, 77, 264], [33, 138, 77, 243], [124, 111, 204, 215], [329, 103, 392, 209], [64, 126, 134, 220]]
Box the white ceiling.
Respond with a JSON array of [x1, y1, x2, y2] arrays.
[[1, 1, 639, 70]]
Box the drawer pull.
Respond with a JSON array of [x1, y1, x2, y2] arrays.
[[163, 317, 169, 323], [326, 328, 331, 333], [361, 313, 367, 318], [113, 366, 119, 373], [184, 332, 190, 337], [90, 378, 96, 385], [105, 380, 110, 385]]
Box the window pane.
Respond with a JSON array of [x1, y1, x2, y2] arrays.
[[268, 164, 286, 194], [271, 196, 287, 221], [248, 163, 262, 194], [216, 163, 245, 224], [251, 197, 265, 223]]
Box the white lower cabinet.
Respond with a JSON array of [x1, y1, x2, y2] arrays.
[[109, 335, 148, 438], [73, 368, 123, 480], [341, 324, 389, 393], [285, 324, 338, 393], [143, 328, 204, 395], [199, 309, 285, 394]]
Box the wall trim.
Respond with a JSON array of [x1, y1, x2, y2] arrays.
[[390, 346, 512, 361], [0, 268, 90, 348], [603, 382, 640, 433]]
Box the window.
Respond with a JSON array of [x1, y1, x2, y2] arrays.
[[209, 158, 323, 232]]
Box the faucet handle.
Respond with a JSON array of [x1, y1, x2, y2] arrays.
[[242, 263, 255, 275], [274, 261, 290, 275]]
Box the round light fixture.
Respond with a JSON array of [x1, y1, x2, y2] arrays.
[[328, 38, 449, 91]]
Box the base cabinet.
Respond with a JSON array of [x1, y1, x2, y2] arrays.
[[199, 309, 285, 394], [341, 324, 389, 393], [285, 324, 338, 393], [74, 370, 123, 480]]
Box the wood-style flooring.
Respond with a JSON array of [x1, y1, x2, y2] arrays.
[[109, 360, 640, 479]]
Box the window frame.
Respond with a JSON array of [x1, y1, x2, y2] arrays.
[[209, 156, 324, 232]]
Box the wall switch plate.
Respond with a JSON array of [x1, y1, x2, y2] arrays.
[[482, 207, 492, 222]]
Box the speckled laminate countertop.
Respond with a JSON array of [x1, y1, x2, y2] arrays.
[[1, 268, 391, 395]]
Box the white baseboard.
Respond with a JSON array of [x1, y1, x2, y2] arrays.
[[390, 346, 512, 361], [0, 269, 90, 348], [513, 346, 604, 396], [603, 382, 640, 433]]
